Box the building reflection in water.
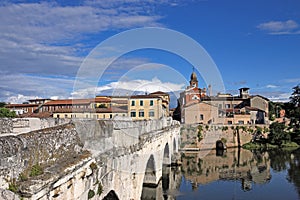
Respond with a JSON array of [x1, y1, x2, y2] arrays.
[[141, 148, 300, 199], [181, 148, 271, 192]]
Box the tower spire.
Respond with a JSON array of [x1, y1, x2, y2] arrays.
[[190, 69, 198, 88]]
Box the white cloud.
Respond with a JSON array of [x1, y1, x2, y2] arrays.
[[5, 94, 41, 104], [72, 77, 185, 98], [257, 20, 300, 35], [0, 1, 183, 101], [266, 84, 278, 88], [0, 73, 74, 103], [268, 93, 291, 102]]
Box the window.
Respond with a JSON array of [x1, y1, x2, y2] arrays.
[[150, 100, 154, 106], [110, 114, 112, 118], [238, 120, 244, 125], [218, 104, 222, 109], [131, 100, 135, 106], [131, 111, 136, 117], [57, 114, 60, 118], [200, 114, 204, 120], [149, 110, 155, 117], [140, 100, 144, 106], [139, 110, 144, 117], [225, 104, 230, 109], [192, 95, 199, 100], [228, 121, 232, 125], [65, 114, 68, 118]]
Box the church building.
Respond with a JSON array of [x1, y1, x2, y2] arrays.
[[174, 71, 269, 125]]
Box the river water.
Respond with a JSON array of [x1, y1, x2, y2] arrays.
[[142, 148, 300, 200]]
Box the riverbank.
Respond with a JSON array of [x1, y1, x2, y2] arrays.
[[242, 141, 300, 150]]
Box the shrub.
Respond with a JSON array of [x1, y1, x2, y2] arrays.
[[205, 125, 209, 130], [29, 164, 43, 177], [221, 138, 227, 144], [90, 162, 98, 171], [222, 126, 228, 131], [8, 182, 18, 193], [97, 183, 103, 195], [19, 173, 28, 181], [88, 190, 95, 199]]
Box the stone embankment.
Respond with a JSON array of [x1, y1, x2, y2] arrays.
[[180, 124, 269, 150]]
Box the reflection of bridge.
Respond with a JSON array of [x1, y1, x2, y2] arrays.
[[0, 117, 181, 200]]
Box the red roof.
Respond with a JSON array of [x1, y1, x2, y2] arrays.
[[53, 107, 127, 113], [5, 104, 38, 108], [130, 95, 161, 99], [150, 91, 169, 96], [44, 99, 92, 105]]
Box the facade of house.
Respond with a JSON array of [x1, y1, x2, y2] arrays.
[[52, 107, 128, 119], [5, 103, 39, 115], [149, 91, 170, 117], [177, 72, 269, 125], [128, 94, 165, 120], [5, 98, 51, 116], [5, 91, 170, 120]]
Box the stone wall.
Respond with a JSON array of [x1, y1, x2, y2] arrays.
[[0, 118, 71, 135], [180, 124, 268, 150], [0, 117, 179, 199], [0, 123, 86, 192]]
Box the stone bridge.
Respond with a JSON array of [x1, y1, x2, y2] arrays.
[[0, 117, 181, 200]]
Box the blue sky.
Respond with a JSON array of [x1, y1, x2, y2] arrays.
[[0, 0, 300, 105]]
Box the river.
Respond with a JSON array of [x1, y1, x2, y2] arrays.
[[142, 148, 300, 200]]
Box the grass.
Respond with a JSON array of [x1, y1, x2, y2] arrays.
[[242, 142, 277, 150], [281, 142, 300, 148], [242, 141, 299, 150], [8, 182, 18, 193], [29, 164, 43, 177]]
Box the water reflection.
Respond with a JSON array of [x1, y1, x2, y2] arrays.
[[141, 148, 300, 199], [141, 165, 182, 200], [181, 148, 271, 191]]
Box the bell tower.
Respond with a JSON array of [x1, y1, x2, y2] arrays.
[[189, 71, 198, 88]]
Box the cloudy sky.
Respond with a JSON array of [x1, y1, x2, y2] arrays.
[[1, 0, 300, 105]]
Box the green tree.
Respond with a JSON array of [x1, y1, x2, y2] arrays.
[[0, 102, 6, 108], [268, 122, 290, 145], [287, 85, 300, 141], [290, 85, 300, 107], [0, 107, 16, 118]]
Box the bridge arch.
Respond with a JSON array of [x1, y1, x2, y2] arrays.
[[142, 154, 157, 187], [163, 143, 171, 166], [103, 190, 119, 200], [173, 137, 177, 153]]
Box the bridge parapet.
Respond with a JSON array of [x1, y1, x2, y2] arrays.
[[0, 117, 180, 199]]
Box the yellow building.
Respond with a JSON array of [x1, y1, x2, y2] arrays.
[[129, 95, 165, 120], [52, 107, 128, 119], [150, 91, 170, 117]]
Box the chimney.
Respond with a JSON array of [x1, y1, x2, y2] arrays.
[[239, 88, 250, 99]]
